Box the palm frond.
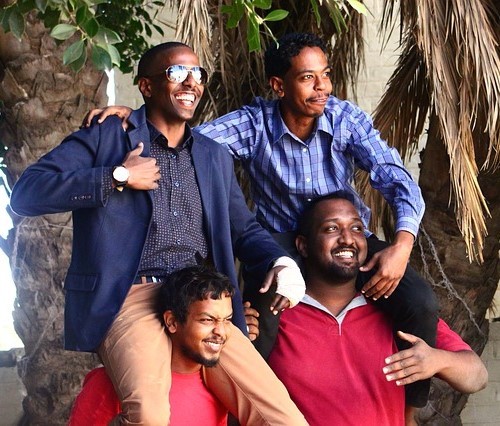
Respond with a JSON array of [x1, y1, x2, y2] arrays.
[[371, 0, 500, 262]]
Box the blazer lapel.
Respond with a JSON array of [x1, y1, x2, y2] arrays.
[[192, 139, 212, 229]]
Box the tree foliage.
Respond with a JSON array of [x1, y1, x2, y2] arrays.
[[0, 0, 366, 71]]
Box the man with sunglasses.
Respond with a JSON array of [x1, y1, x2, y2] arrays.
[[10, 42, 307, 425]]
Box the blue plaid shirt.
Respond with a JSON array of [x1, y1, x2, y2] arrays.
[[196, 96, 424, 236]]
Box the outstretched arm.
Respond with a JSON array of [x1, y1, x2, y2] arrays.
[[383, 330, 487, 394]]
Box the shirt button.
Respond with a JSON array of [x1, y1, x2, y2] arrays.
[[173, 211, 178, 217], [174, 182, 180, 187], [176, 239, 181, 244], [307, 198, 312, 202], [305, 177, 311, 183], [302, 148, 307, 153]]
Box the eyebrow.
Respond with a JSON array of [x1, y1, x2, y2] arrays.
[[198, 312, 233, 320], [296, 65, 331, 74]]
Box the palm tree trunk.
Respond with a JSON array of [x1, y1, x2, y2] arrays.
[[0, 12, 106, 424], [412, 118, 500, 424]]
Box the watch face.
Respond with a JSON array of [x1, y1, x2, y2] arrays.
[[113, 166, 129, 183]]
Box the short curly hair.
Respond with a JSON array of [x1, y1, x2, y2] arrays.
[[264, 32, 327, 79], [158, 265, 234, 324]]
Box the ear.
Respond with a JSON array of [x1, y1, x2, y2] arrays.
[[138, 77, 153, 98], [296, 234, 308, 259], [269, 76, 284, 97], [163, 311, 178, 334]]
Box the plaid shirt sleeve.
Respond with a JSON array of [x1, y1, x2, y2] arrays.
[[344, 103, 425, 237]]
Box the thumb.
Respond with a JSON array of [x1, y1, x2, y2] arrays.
[[397, 330, 419, 345], [130, 142, 144, 156], [359, 255, 377, 272]]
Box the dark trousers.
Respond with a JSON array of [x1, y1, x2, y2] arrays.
[[242, 232, 439, 408]]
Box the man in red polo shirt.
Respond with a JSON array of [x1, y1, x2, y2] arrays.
[[268, 193, 488, 426], [69, 266, 260, 425]]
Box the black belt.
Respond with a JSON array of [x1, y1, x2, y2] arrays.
[[133, 275, 163, 284]]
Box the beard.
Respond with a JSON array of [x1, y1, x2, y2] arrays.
[[180, 345, 220, 368], [322, 259, 360, 281]]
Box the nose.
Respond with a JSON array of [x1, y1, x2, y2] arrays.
[[314, 75, 326, 91], [338, 228, 354, 245], [212, 321, 229, 338], [182, 72, 196, 87]]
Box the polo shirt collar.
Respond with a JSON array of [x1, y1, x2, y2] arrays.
[[301, 293, 367, 325]]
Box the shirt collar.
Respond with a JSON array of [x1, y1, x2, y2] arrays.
[[270, 100, 334, 144], [147, 121, 193, 150], [301, 293, 367, 324]]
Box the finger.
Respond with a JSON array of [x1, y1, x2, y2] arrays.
[[369, 281, 394, 300], [383, 281, 399, 298], [270, 295, 290, 315], [244, 307, 260, 318], [91, 108, 105, 125], [359, 256, 377, 272], [259, 270, 275, 294], [397, 330, 420, 346], [247, 326, 259, 341], [121, 116, 130, 131], [362, 275, 383, 297], [244, 316, 259, 327], [385, 366, 419, 385], [96, 107, 120, 124], [125, 143, 144, 162], [84, 108, 104, 127]]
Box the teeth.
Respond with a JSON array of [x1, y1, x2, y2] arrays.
[[175, 93, 195, 102], [335, 251, 354, 258], [206, 342, 223, 350]]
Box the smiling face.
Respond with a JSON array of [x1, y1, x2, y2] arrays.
[[138, 45, 204, 124], [297, 198, 367, 282], [165, 294, 233, 371], [271, 46, 332, 121]]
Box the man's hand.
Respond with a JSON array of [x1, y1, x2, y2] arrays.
[[359, 231, 414, 300], [121, 143, 160, 190], [82, 106, 133, 130], [259, 257, 305, 315], [383, 331, 436, 386], [243, 301, 260, 341]]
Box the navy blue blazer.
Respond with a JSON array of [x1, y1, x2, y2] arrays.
[[10, 106, 287, 352]]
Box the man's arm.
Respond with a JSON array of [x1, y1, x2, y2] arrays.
[[345, 103, 424, 299], [383, 327, 487, 394]]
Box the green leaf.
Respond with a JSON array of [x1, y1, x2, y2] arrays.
[[76, 6, 89, 25], [263, 9, 288, 22], [51, 23, 78, 40], [0, 8, 12, 32], [94, 27, 122, 45], [18, 0, 36, 14], [82, 17, 99, 37], [8, 10, 25, 40], [309, 0, 321, 27], [39, 7, 61, 29], [106, 44, 120, 67], [246, 13, 261, 52], [35, 0, 48, 12], [221, 3, 244, 29], [91, 44, 112, 70], [69, 48, 87, 73], [346, 0, 369, 15], [63, 39, 85, 65], [252, 0, 272, 9]]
